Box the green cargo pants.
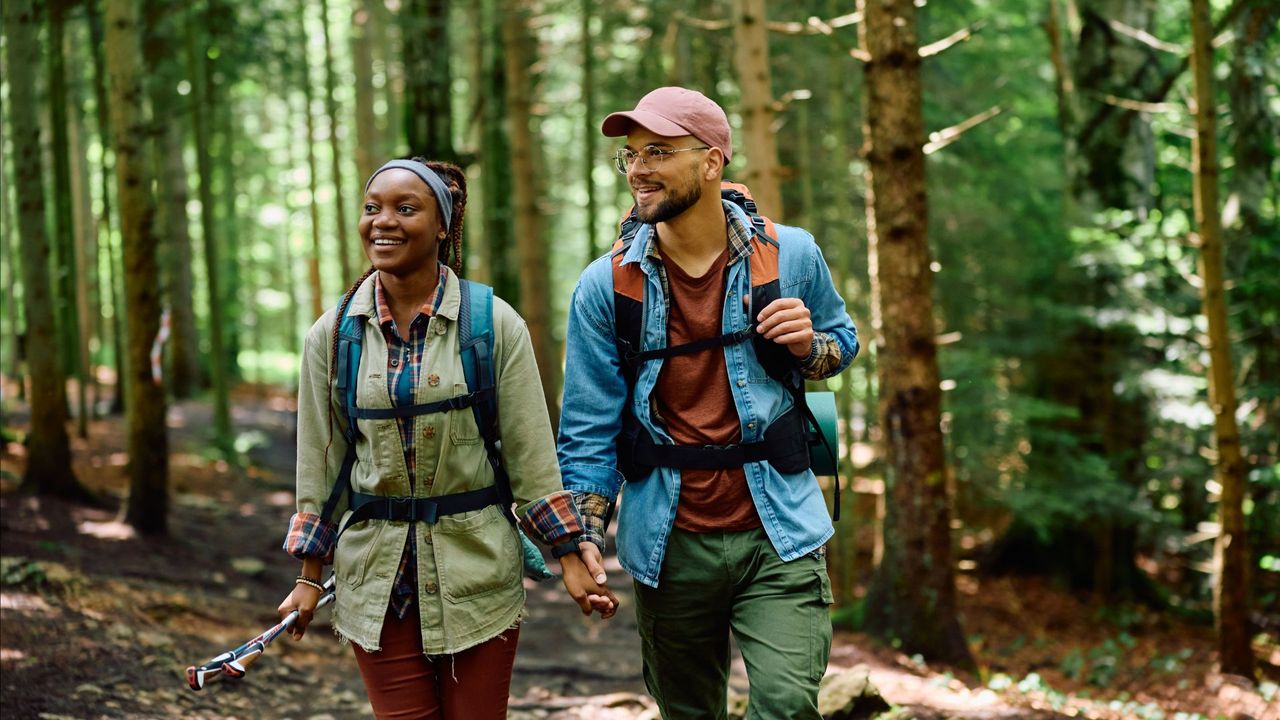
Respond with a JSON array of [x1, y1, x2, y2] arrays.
[[633, 527, 834, 720]]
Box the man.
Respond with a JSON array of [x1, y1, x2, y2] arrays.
[[557, 86, 860, 719]]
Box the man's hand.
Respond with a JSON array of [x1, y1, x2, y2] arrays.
[[559, 545, 618, 619], [756, 297, 814, 358]]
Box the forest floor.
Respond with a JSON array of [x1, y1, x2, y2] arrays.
[[1, 387, 1277, 720]]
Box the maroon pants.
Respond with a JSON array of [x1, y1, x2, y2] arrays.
[[351, 606, 520, 720]]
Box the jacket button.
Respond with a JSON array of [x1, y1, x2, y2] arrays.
[[428, 373, 440, 386], [424, 530, 433, 544], [425, 474, 435, 488], [390, 358, 399, 367], [423, 425, 435, 439], [737, 379, 746, 387], [747, 422, 756, 429], [425, 581, 438, 594]]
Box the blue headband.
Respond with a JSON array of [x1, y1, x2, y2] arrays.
[[364, 160, 454, 232]]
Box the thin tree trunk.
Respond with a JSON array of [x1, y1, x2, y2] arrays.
[[319, 0, 353, 283], [48, 1, 88, 432], [730, 0, 784, 219], [502, 0, 561, 429], [402, 0, 455, 162], [87, 0, 126, 414], [463, 0, 490, 283], [352, 0, 379, 182], [281, 77, 303, 354], [582, 0, 599, 265], [67, 23, 98, 431], [299, 0, 326, 319], [379, 0, 404, 159], [1190, 0, 1252, 679], [5, 0, 86, 499], [185, 11, 232, 454], [860, 0, 972, 668], [0, 129, 22, 400], [482, 0, 518, 303], [145, 0, 201, 399], [105, 0, 169, 535]]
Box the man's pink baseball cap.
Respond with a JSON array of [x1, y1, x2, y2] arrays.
[[601, 86, 733, 165]]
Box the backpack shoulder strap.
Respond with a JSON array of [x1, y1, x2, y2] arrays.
[[457, 280, 515, 515], [320, 299, 366, 525]]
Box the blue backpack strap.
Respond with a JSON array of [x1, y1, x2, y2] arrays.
[[319, 301, 365, 525], [459, 280, 553, 580], [457, 280, 513, 514]]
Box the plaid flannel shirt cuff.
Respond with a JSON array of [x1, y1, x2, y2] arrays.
[[799, 331, 842, 380], [283, 511, 337, 564], [518, 491, 585, 547], [571, 491, 611, 553]]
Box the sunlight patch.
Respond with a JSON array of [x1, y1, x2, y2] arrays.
[[0, 592, 52, 612], [77, 519, 137, 541]]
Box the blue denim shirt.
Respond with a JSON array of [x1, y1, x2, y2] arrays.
[[557, 201, 860, 587]]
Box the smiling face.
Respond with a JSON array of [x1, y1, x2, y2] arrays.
[[359, 168, 444, 277], [625, 127, 713, 224]]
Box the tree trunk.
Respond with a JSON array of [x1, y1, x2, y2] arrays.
[[482, 0, 518, 303], [106, 0, 169, 534], [730, 0, 784, 219], [185, 10, 233, 454], [582, 0, 599, 264], [87, 0, 126, 414], [1, 130, 22, 400], [66, 22, 98, 430], [1190, 0, 1253, 679], [299, 0, 326, 318], [319, 0, 354, 282], [402, 0, 456, 162], [144, 0, 201, 399], [378, 0, 404, 159], [859, 0, 973, 668], [48, 0, 86, 421], [502, 0, 561, 429], [352, 0, 379, 182], [1072, 0, 1159, 215], [5, 0, 86, 500]]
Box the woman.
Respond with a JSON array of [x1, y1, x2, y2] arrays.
[[278, 157, 615, 719]]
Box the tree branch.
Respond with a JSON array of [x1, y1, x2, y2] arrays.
[[1096, 93, 1182, 114], [1106, 18, 1185, 54], [677, 11, 862, 34], [919, 20, 987, 58], [923, 105, 1003, 155]]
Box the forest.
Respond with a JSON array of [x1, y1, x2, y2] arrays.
[[0, 0, 1277, 718]]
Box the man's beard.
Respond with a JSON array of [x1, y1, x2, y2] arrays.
[[635, 174, 702, 224]]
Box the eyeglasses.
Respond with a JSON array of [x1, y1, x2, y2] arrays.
[[612, 145, 711, 175]]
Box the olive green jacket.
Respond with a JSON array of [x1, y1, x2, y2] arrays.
[[295, 269, 564, 654]]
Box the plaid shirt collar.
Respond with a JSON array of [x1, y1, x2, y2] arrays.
[[636, 200, 756, 266], [373, 264, 449, 331]]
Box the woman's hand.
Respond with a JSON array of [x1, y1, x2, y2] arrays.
[[278, 583, 324, 640], [558, 549, 618, 619]]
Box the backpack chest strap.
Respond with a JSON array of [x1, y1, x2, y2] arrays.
[[348, 387, 493, 420]]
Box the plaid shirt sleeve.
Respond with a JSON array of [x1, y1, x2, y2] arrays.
[[517, 490, 585, 548], [282, 511, 338, 563], [799, 331, 843, 380], [570, 491, 611, 553]]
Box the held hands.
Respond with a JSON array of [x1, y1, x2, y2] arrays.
[[278, 583, 324, 640], [559, 543, 618, 619], [755, 298, 814, 358]]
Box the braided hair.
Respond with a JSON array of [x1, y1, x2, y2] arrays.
[[320, 158, 470, 472]]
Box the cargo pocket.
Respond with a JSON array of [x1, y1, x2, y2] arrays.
[[333, 520, 387, 590], [436, 505, 521, 601], [810, 564, 835, 683]]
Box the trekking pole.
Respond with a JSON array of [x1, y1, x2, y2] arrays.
[[185, 575, 336, 691]]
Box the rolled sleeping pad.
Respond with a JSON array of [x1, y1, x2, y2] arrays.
[[806, 391, 839, 477]]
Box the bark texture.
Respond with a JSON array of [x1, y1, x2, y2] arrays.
[[105, 0, 170, 534], [1190, 0, 1252, 679], [730, 0, 784, 219], [503, 0, 562, 429], [4, 0, 83, 498], [859, 0, 972, 668]]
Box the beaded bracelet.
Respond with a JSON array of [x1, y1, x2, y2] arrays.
[[295, 576, 326, 592]]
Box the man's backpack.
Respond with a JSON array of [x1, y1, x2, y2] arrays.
[[316, 278, 552, 580], [609, 183, 840, 518]]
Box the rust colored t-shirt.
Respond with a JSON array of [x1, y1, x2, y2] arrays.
[[655, 248, 762, 532]]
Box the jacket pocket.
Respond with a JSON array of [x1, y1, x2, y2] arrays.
[[333, 519, 387, 590], [436, 505, 521, 601], [449, 383, 482, 445]]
